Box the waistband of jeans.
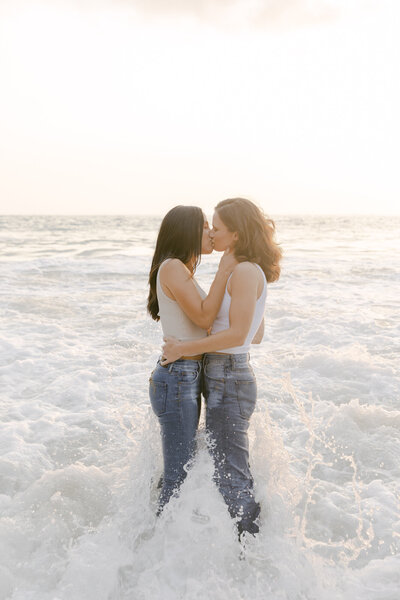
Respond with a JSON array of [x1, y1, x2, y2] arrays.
[[157, 357, 202, 370], [203, 352, 249, 365]]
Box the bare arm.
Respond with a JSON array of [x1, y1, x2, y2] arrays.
[[161, 263, 259, 361], [160, 251, 236, 330], [251, 318, 264, 344]]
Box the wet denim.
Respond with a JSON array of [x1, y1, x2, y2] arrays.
[[203, 353, 260, 535], [149, 358, 202, 513]]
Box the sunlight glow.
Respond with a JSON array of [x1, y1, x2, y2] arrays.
[[0, 1, 398, 215]]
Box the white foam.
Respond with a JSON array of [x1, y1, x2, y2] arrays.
[[0, 215, 399, 599]]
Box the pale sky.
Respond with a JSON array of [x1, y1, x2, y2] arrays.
[[0, 0, 399, 215]]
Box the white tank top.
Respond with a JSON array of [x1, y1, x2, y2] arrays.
[[156, 259, 208, 342], [211, 263, 267, 354]]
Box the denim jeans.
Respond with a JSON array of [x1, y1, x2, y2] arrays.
[[149, 358, 202, 513], [203, 352, 260, 535]]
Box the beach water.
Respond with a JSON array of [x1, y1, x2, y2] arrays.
[[0, 214, 399, 600]]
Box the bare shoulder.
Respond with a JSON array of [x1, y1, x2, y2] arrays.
[[162, 258, 182, 271], [161, 258, 191, 282], [231, 261, 259, 281]]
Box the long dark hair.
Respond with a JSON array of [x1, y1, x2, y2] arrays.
[[147, 205, 204, 321], [215, 198, 282, 282]]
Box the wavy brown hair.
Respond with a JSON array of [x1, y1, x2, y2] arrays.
[[215, 198, 282, 282], [147, 205, 204, 321]]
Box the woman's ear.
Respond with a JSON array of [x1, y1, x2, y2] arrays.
[[232, 232, 239, 241]]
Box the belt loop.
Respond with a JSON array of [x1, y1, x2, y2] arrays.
[[168, 363, 174, 373]]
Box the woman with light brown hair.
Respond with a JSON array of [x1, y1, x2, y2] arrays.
[[162, 197, 282, 539]]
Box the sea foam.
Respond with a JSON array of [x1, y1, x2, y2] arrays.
[[0, 215, 399, 599]]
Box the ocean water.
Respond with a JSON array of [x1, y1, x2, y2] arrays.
[[0, 214, 399, 600]]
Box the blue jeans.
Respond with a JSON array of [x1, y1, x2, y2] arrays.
[[149, 358, 202, 513], [203, 353, 260, 536]]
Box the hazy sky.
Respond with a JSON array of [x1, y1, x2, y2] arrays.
[[0, 0, 398, 216]]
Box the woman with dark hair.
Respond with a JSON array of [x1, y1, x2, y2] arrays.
[[147, 205, 236, 514], [161, 198, 282, 538]]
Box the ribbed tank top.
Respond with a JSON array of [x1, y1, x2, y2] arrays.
[[211, 263, 267, 354], [156, 259, 208, 341]]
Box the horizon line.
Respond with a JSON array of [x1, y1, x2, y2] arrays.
[[1, 212, 400, 219]]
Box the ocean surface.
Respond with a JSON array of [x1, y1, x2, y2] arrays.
[[0, 214, 399, 600]]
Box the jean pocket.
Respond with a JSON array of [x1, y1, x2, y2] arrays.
[[178, 366, 200, 384], [149, 380, 167, 416], [236, 363, 255, 379], [204, 362, 225, 382], [236, 379, 257, 419]]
